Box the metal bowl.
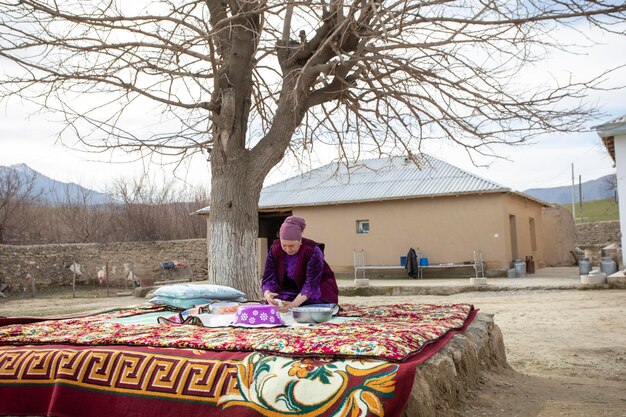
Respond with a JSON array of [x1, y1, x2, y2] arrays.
[[291, 307, 334, 323]]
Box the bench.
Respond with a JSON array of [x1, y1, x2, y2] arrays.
[[418, 250, 484, 278], [417, 263, 480, 278], [353, 249, 485, 279]]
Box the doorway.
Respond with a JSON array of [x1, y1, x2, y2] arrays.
[[509, 214, 518, 259], [258, 212, 291, 250]]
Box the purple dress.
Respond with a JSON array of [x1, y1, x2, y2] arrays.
[[261, 238, 338, 304]]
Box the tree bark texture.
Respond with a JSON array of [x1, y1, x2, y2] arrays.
[[209, 152, 264, 300]]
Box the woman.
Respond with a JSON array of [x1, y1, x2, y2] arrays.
[[261, 216, 339, 312]]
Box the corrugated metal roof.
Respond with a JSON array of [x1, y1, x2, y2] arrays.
[[258, 155, 510, 209]]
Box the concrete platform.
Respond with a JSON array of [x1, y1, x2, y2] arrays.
[[132, 267, 622, 298], [607, 270, 626, 288], [337, 266, 624, 296]]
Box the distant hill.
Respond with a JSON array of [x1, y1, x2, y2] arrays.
[[523, 174, 616, 204], [0, 163, 111, 205]]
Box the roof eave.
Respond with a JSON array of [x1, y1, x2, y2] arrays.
[[507, 191, 551, 207], [192, 189, 549, 215], [259, 189, 513, 210], [595, 125, 626, 138], [601, 136, 616, 163], [595, 119, 626, 163]]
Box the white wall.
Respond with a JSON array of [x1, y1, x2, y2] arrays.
[[613, 135, 626, 265]]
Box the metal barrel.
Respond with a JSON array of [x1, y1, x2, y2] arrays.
[[578, 257, 592, 275], [513, 258, 526, 278], [600, 256, 617, 276]]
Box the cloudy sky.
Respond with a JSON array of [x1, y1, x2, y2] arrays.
[[1, 23, 624, 194]]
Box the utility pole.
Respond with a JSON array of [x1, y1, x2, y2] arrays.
[[571, 163, 576, 223], [579, 174, 583, 223]]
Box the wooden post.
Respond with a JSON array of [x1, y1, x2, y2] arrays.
[[105, 262, 110, 297]]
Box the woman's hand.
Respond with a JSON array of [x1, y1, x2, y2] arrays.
[[264, 290, 279, 305], [275, 294, 308, 313], [275, 299, 293, 313]]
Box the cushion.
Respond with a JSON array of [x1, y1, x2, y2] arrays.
[[149, 295, 213, 310], [152, 283, 245, 300]]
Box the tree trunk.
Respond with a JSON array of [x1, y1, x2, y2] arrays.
[[208, 155, 263, 300]]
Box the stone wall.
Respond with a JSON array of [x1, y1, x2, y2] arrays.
[[0, 239, 207, 293], [575, 220, 621, 267], [575, 221, 620, 247]]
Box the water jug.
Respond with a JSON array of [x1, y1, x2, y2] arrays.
[[600, 245, 621, 269], [600, 256, 617, 276], [513, 258, 526, 278], [578, 257, 592, 275]]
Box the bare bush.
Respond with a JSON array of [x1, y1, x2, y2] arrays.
[[0, 165, 43, 244], [107, 176, 208, 242], [0, 169, 207, 244]]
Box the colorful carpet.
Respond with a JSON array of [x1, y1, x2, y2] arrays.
[[0, 303, 475, 417], [0, 303, 473, 361]]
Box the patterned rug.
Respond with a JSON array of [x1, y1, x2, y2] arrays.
[[0, 303, 473, 361], [0, 345, 416, 417]]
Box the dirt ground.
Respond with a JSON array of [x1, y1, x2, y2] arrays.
[[350, 290, 626, 417], [1, 288, 624, 416]]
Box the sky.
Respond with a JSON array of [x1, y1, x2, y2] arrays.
[[0, 22, 624, 195]]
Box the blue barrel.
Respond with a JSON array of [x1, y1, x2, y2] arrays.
[[419, 258, 429, 266], [400, 256, 407, 266]]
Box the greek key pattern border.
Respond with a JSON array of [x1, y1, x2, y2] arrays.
[[0, 346, 240, 402]]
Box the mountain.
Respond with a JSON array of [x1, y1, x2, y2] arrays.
[[0, 163, 111, 205], [523, 174, 616, 204]]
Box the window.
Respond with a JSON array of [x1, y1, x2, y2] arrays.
[[356, 220, 370, 234]]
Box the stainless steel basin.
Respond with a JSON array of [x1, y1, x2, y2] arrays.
[[291, 306, 334, 323]]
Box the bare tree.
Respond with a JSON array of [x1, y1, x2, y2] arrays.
[[50, 183, 112, 242], [0, 165, 42, 243], [603, 173, 618, 203], [604, 173, 617, 191], [0, 1, 624, 297], [108, 176, 208, 242]]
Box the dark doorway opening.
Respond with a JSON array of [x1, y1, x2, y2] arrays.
[[259, 212, 291, 250]]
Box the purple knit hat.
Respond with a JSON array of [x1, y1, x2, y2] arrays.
[[279, 216, 306, 241]]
